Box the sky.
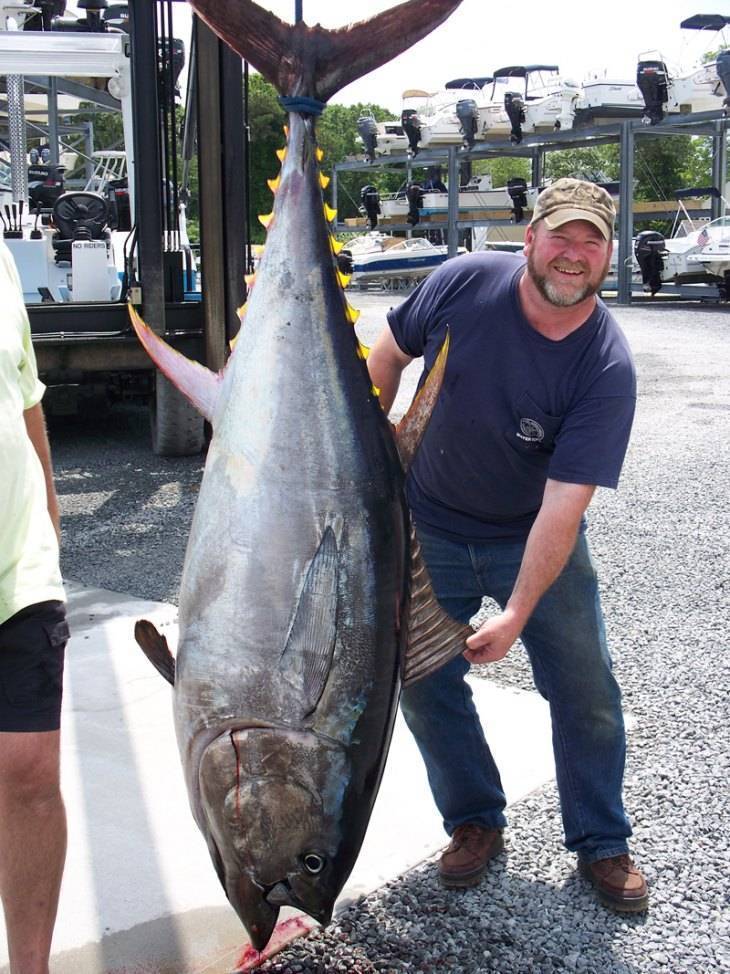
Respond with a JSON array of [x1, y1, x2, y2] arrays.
[[166, 0, 729, 113]]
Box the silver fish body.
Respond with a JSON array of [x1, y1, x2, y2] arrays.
[[175, 112, 407, 946], [131, 0, 467, 952]]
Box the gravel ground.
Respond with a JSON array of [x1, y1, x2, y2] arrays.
[[49, 296, 730, 973]]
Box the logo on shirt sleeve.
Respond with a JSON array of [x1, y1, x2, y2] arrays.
[[517, 417, 545, 443]]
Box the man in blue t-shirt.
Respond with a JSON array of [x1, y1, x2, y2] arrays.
[[368, 178, 647, 913]]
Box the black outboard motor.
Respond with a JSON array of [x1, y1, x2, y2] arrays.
[[401, 108, 422, 156], [507, 177, 529, 223], [28, 163, 65, 211], [634, 230, 666, 295], [356, 115, 379, 162], [158, 36, 185, 101], [22, 0, 66, 31], [717, 49, 730, 109], [360, 184, 381, 230], [456, 98, 479, 148], [636, 60, 669, 125], [406, 182, 424, 226], [504, 92, 525, 144]]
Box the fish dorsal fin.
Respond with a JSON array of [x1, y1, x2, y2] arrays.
[[402, 520, 472, 688], [280, 526, 339, 716], [188, 0, 463, 104], [134, 619, 176, 685], [128, 305, 222, 425], [394, 330, 450, 472]]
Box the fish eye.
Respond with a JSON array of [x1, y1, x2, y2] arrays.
[[302, 853, 326, 875]]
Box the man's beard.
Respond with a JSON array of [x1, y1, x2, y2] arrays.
[[527, 252, 610, 308]]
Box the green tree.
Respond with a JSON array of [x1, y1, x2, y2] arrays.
[[246, 73, 287, 242], [544, 145, 620, 183]]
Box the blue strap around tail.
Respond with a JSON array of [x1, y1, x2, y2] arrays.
[[278, 95, 326, 116]]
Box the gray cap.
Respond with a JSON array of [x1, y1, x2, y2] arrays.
[[530, 178, 615, 240]]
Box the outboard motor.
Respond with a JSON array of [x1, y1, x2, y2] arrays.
[[717, 49, 730, 109], [21, 0, 66, 30], [507, 177, 529, 223], [401, 108, 422, 156], [28, 163, 65, 211], [406, 182, 424, 226], [504, 92, 525, 144], [360, 184, 381, 230], [455, 98, 479, 148], [637, 60, 669, 125], [356, 115, 379, 162], [634, 230, 666, 295], [336, 249, 354, 277]]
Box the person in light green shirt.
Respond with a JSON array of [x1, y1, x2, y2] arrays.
[[0, 239, 68, 974]]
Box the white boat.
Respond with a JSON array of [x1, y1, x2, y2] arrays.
[[633, 187, 730, 295], [574, 77, 645, 125], [637, 14, 730, 123], [342, 234, 465, 285], [355, 89, 438, 158], [416, 77, 492, 149], [379, 174, 539, 221], [473, 66, 581, 144]]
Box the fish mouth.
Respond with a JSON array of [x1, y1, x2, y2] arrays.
[[265, 879, 332, 926]]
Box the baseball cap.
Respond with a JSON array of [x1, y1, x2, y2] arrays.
[[530, 178, 615, 241]]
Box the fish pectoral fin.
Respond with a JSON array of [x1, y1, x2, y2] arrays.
[[128, 304, 222, 425], [134, 619, 176, 685], [394, 330, 450, 472], [280, 526, 339, 715], [402, 520, 472, 688]]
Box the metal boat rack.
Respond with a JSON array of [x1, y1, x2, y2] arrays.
[[332, 111, 729, 304]]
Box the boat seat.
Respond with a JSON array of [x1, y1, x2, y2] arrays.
[[51, 191, 109, 264]]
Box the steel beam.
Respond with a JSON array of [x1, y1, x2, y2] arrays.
[[195, 17, 227, 371], [447, 145, 459, 256], [129, 0, 165, 335], [711, 118, 728, 221], [220, 41, 246, 345], [617, 121, 635, 306]]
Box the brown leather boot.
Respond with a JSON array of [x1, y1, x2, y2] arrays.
[[438, 824, 504, 888], [579, 854, 649, 912]]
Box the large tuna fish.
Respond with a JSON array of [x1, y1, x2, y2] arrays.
[[131, 0, 467, 952]]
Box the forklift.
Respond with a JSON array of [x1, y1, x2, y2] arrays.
[[0, 0, 248, 454]]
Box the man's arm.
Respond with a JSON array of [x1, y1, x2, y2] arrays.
[[464, 479, 595, 664], [367, 326, 414, 416], [23, 402, 61, 542]]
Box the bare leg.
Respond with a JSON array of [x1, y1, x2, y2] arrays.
[[0, 731, 66, 974]]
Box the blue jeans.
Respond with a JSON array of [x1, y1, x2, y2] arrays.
[[401, 527, 632, 863]]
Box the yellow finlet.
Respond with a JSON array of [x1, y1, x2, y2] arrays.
[[323, 203, 337, 223], [316, 147, 324, 161], [229, 333, 239, 352], [267, 176, 281, 193], [276, 147, 287, 162], [337, 270, 351, 289], [372, 384, 381, 397], [283, 124, 289, 138], [330, 237, 344, 255], [258, 212, 274, 229], [319, 173, 331, 189], [244, 273, 256, 288], [237, 301, 247, 319], [356, 341, 370, 360], [345, 302, 361, 325]]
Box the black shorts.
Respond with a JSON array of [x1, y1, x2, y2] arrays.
[[0, 600, 68, 732]]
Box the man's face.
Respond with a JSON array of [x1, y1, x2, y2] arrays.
[[524, 219, 613, 308]]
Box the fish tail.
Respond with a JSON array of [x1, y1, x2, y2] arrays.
[[189, 0, 463, 104]]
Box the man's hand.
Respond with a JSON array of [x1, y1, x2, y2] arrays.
[[464, 607, 523, 664]]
